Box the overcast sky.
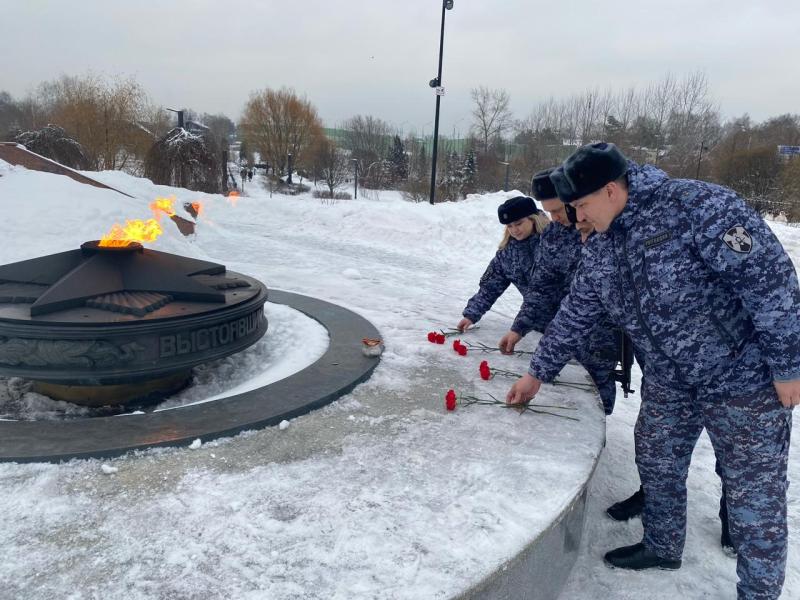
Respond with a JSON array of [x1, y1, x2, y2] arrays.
[[2, 1, 798, 135]]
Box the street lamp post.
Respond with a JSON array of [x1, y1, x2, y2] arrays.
[[428, 0, 454, 205], [695, 140, 707, 179], [287, 152, 293, 185], [351, 159, 359, 199]]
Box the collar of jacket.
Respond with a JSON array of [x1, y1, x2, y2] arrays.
[[610, 161, 670, 234], [508, 235, 539, 248]]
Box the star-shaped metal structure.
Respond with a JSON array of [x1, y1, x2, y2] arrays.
[[0, 243, 227, 317]]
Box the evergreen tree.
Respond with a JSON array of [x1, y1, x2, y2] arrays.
[[387, 135, 408, 182], [462, 150, 477, 195], [416, 143, 428, 181]]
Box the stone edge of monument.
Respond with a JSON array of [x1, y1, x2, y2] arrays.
[[453, 431, 604, 600], [0, 290, 380, 463]]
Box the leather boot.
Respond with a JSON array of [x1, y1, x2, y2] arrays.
[[604, 542, 682, 571], [606, 485, 644, 521]]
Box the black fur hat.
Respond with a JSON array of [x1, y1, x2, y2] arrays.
[[564, 203, 578, 224], [497, 196, 538, 224], [531, 168, 558, 200], [551, 142, 628, 203]]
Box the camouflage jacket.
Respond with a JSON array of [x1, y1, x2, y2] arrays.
[[513, 222, 583, 335], [529, 162, 800, 394], [462, 234, 551, 334]]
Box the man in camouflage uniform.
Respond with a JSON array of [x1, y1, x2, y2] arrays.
[[503, 168, 619, 414], [507, 143, 799, 600]]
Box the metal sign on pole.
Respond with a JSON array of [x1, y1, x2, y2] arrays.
[[778, 145, 800, 156], [435, 87, 445, 96]]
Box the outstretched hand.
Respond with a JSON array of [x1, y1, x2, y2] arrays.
[[498, 331, 522, 354], [456, 317, 473, 333], [506, 373, 542, 405], [774, 379, 800, 408]]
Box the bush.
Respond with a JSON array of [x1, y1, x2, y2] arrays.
[[15, 124, 90, 170], [144, 127, 221, 193], [276, 181, 310, 196], [400, 178, 429, 203], [313, 190, 352, 200]]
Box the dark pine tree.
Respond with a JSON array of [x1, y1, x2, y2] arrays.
[[388, 135, 408, 183]]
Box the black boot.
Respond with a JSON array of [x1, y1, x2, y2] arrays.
[[606, 485, 644, 521], [604, 542, 682, 571]]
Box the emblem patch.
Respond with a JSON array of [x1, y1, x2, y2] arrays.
[[722, 225, 753, 254], [479, 263, 496, 285]]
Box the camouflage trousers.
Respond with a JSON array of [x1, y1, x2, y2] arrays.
[[574, 329, 618, 415], [635, 380, 792, 600]]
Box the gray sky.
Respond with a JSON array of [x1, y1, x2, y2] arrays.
[[2, 1, 798, 135]]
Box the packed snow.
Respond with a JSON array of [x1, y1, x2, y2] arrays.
[[0, 159, 797, 599]]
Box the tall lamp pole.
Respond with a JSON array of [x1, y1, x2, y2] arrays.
[[428, 0, 454, 205], [498, 160, 510, 191], [351, 159, 359, 199], [695, 140, 706, 179]]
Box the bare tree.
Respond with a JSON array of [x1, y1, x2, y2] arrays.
[[642, 73, 677, 163], [470, 86, 513, 154], [605, 86, 639, 150], [574, 89, 605, 145], [199, 112, 235, 152], [39, 73, 151, 171], [341, 114, 391, 173], [313, 138, 350, 198], [238, 87, 324, 177]]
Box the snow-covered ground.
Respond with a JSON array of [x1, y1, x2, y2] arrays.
[[0, 160, 797, 599]]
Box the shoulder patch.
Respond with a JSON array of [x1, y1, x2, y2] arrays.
[[479, 263, 496, 285], [644, 231, 671, 249], [721, 225, 753, 254]]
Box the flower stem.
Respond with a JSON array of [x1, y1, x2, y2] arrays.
[[463, 341, 533, 356]]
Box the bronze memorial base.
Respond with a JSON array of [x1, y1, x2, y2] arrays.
[[33, 371, 192, 407]]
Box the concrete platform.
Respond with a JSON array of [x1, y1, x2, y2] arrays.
[[0, 332, 605, 600]]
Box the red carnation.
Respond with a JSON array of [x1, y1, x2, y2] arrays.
[[427, 332, 436, 343], [435, 333, 446, 344], [456, 345, 468, 356], [479, 360, 492, 380], [452, 339, 461, 350], [445, 389, 457, 411]]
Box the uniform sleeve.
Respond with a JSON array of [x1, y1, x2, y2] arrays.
[[528, 253, 608, 382], [512, 228, 579, 336], [692, 187, 800, 381], [511, 288, 556, 336], [462, 253, 511, 324]]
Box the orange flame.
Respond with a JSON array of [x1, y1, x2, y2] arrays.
[[191, 201, 203, 217], [227, 191, 239, 207], [149, 196, 176, 220], [99, 219, 164, 247]]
